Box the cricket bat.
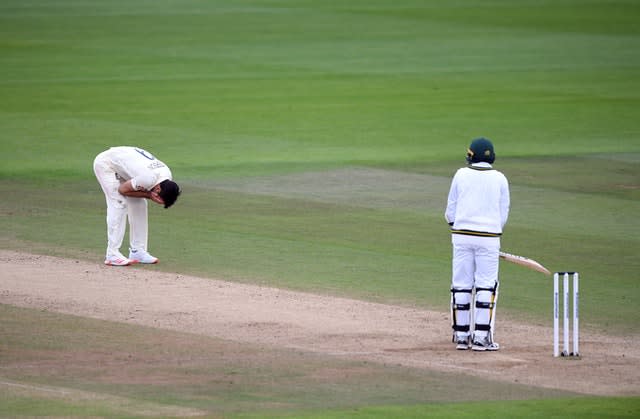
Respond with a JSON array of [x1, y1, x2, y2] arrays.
[[499, 251, 551, 275]]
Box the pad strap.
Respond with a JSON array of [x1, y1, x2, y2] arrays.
[[475, 301, 495, 309], [451, 288, 473, 294]]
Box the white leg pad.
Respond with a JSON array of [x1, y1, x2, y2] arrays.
[[474, 284, 498, 340], [451, 288, 473, 338]]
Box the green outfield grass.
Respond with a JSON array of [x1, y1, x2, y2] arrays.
[[1, 0, 639, 417]]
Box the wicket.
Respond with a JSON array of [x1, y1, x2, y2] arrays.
[[553, 272, 579, 357]]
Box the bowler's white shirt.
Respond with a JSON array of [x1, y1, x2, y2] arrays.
[[445, 162, 510, 236], [104, 146, 172, 191]]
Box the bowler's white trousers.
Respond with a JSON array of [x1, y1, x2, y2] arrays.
[[451, 234, 500, 339], [93, 152, 149, 258]]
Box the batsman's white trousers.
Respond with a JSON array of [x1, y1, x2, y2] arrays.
[[93, 153, 149, 258], [451, 234, 500, 339]]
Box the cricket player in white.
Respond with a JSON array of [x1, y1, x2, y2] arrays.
[[93, 146, 181, 266], [445, 138, 510, 351]]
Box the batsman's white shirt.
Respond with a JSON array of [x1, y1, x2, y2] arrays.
[[445, 162, 510, 236]]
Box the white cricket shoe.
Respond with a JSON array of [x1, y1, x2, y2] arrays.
[[471, 336, 500, 351], [104, 253, 134, 266], [454, 333, 470, 350], [456, 338, 470, 350], [129, 249, 159, 264]]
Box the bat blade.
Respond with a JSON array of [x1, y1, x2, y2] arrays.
[[499, 251, 551, 275]]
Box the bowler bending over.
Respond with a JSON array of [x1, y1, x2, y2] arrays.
[[93, 146, 181, 266]]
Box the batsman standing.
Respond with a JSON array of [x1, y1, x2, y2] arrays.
[[445, 138, 510, 351], [93, 146, 181, 266]]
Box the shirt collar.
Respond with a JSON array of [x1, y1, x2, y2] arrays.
[[470, 162, 493, 169]]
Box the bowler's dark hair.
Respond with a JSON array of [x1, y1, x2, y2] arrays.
[[158, 180, 181, 208]]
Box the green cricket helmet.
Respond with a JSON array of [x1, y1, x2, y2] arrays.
[[466, 137, 495, 164]]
